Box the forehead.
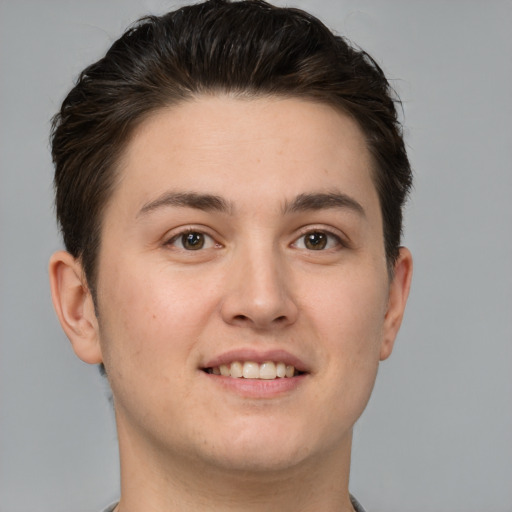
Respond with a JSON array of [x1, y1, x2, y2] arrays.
[[112, 95, 379, 217]]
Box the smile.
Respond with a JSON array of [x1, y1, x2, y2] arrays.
[[204, 361, 301, 380]]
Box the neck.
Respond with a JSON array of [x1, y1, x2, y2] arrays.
[[114, 419, 356, 512]]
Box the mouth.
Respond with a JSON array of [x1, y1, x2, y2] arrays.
[[203, 361, 305, 380], [201, 349, 309, 382]]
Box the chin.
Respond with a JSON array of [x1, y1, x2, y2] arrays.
[[205, 445, 309, 475], [190, 420, 322, 474]]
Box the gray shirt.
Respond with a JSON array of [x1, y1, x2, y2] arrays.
[[102, 495, 367, 512]]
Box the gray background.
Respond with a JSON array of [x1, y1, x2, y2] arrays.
[[1, 1, 511, 511]]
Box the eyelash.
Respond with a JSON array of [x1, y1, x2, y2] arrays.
[[291, 228, 345, 251], [165, 228, 219, 251], [165, 227, 345, 252]]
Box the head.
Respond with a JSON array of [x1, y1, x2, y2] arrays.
[[51, 0, 411, 301], [49, 0, 413, 483]]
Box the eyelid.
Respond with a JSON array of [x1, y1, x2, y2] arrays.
[[291, 225, 349, 250], [164, 226, 222, 250]]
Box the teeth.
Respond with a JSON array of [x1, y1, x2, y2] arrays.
[[242, 361, 260, 379], [259, 361, 276, 380], [230, 361, 243, 378], [209, 361, 298, 379]]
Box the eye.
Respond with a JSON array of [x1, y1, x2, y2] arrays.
[[167, 230, 217, 251], [293, 230, 342, 251]]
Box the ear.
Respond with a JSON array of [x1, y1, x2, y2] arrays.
[[380, 247, 413, 361], [49, 251, 103, 364]]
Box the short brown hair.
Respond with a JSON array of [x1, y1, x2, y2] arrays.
[[51, 0, 412, 297]]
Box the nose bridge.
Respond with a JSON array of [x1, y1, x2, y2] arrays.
[[221, 235, 298, 329]]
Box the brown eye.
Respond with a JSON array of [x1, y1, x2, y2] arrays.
[[168, 231, 216, 251], [306, 232, 329, 250], [182, 232, 205, 250], [293, 230, 341, 251]]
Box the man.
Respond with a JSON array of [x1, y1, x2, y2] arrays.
[[49, 1, 413, 511]]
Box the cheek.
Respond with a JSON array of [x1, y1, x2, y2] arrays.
[[96, 258, 220, 366], [309, 268, 388, 348], [307, 267, 388, 395], [95, 263, 201, 414]]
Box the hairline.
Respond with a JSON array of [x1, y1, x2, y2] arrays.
[[84, 90, 393, 304]]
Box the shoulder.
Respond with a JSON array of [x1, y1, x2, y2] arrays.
[[350, 494, 367, 512], [100, 504, 118, 512], [101, 499, 365, 512]]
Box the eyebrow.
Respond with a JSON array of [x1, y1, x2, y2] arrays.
[[284, 192, 366, 217], [137, 190, 365, 219], [137, 191, 232, 217]]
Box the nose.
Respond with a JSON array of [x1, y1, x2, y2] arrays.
[[220, 245, 299, 330]]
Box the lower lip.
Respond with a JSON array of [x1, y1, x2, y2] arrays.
[[202, 372, 307, 398]]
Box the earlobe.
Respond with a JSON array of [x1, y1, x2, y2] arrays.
[[49, 251, 103, 364], [380, 247, 413, 361]]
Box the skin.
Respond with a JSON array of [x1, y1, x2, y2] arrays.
[[49, 96, 412, 512]]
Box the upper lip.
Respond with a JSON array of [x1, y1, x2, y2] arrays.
[[202, 348, 309, 373]]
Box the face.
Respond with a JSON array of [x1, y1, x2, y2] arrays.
[[91, 96, 409, 473]]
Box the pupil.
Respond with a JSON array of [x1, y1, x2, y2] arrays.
[[305, 232, 327, 250], [183, 232, 204, 250]]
